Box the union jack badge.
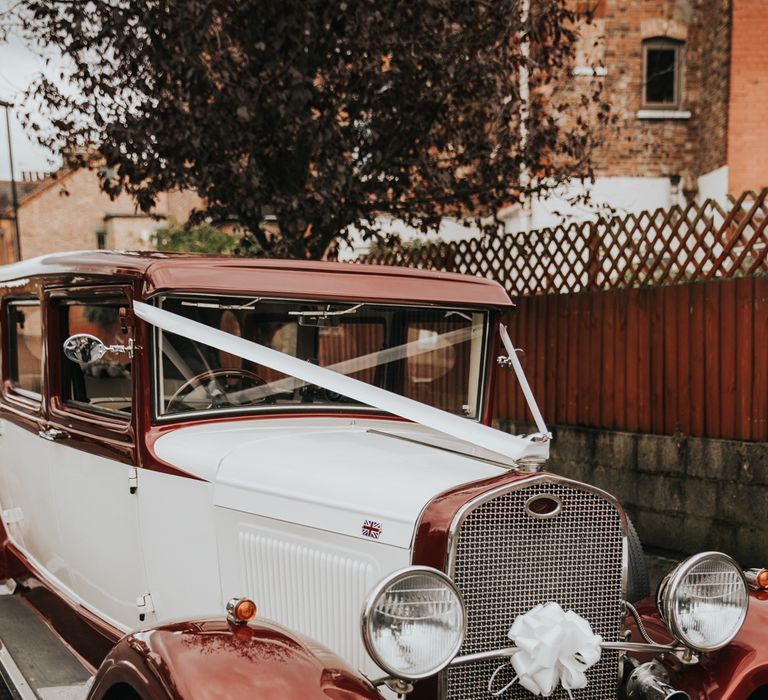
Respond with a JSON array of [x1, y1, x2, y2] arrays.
[[361, 519, 382, 539]]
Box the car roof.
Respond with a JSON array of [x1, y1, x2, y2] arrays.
[[0, 250, 514, 308]]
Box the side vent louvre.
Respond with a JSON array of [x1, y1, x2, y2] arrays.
[[238, 530, 376, 669]]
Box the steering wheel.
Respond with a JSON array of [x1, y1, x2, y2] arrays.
[[166, 368, 269, 413]]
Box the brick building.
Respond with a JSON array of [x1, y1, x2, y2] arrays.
[[0, 169, 203, 264], [502, 0, 768, 232]]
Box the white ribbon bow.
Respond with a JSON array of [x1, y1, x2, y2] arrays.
[[488, 602, 602, 697]]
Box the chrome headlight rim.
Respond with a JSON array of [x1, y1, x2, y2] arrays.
[[361, 565, 466, 680], [657, 551, 748, 653]]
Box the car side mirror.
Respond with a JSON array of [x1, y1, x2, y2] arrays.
[[63, 334, 134, 365]]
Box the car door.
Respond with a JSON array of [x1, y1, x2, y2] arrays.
[[0, 292, 72, 590], [44, 286, 152, 632]]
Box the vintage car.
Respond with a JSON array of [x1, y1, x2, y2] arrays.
[[0, 250, 765, 700]]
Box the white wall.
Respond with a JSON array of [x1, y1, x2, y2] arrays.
[[696, 166, 728, 205], [502, 177, 675, 234], [338, 216, 485, 261], [341, 175, 682, 260]]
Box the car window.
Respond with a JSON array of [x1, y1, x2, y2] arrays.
[[7, 301, 43, 399], [405, 320, 469, 412], [62, 302, 132, 415], [155, 296, 486, 419]]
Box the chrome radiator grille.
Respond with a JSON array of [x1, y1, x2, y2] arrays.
[[445, 479, 625, 700]]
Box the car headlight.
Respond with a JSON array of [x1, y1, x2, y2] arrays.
[[361, 566, 466, 679], [657, 551, 748, 652]]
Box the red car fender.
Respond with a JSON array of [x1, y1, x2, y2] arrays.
[[86, 618, 384, 700], [630, 591, 768, 700]]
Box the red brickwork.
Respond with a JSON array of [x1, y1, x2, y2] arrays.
[[588, 0, 730, 183], [4, 169, 202, 262], [727, 0, 768, 194], [690, 0, 730, 177], [0, 219, 14, 264]]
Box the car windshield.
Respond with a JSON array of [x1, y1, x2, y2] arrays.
[[154, 296, 487, 419]]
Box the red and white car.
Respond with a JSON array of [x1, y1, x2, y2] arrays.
[[0, 251, 765, 700]]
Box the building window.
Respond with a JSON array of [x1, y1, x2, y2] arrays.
[[642, 38, 683, 109], [96, 231, 107, 249]]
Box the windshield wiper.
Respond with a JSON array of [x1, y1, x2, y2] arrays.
[[444, 310, 473, 322], [181, 298, 262, 310], [288, 303, 364, 318], [288, 303, 365, 327]]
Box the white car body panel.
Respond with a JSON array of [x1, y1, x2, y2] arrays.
[[135, 469, 221, 624], [0, 420, 69, 586], [154, 417, 507, 548], [0, 420, 147, 633]]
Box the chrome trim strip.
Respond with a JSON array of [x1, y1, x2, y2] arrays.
[[153, 403, 388, 424], [371, 639, 686, 687], [366, 429, 518, 470], [446, 640, 683, 668]]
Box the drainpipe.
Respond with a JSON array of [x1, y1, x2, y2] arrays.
[[0, 100, 22, 261]]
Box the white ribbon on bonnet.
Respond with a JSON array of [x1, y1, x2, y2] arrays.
[[488, 602, 603, 698]]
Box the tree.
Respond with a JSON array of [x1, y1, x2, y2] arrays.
[[18, 0, 606, 259], [152, 221, 239, 255]]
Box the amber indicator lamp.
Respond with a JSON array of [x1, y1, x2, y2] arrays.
[[226, 597, 257, 624], [745, 568, 768, 591]]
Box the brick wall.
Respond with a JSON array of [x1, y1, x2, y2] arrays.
[[105, 215, 158, 251], [157, 188, 206, 223], [690, 0, 730, 177], [727, 0, 768, 193], [14, 169, 203, 260], [589, 0, 729, 182], [0, 218, 14, 264]]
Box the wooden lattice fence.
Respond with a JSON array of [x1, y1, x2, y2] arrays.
[[364, 188, 768, 298]]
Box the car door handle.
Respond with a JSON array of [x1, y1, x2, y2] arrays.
[[38, 427, 69, 441]]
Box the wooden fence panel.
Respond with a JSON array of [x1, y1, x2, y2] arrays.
[[649, 290, 665, 435], [704, 282, 721, 437], [662, 285, 678, 435], [689, 283, 706, 437], [735, 278, 754, 440], [753, 278, 768, 440], [719, 280, 737, 439], [667, 285, 692, 435], [495, 277, 768, 442]]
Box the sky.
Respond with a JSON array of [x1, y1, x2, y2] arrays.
[[0, 31, 61, 180]]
